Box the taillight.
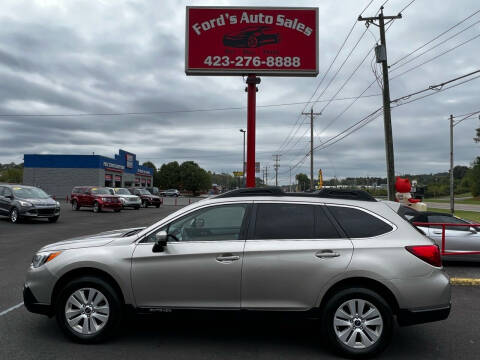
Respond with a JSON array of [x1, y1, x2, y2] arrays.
[[406, 245, 442, 267]]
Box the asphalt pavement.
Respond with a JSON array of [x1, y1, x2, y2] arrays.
[[0, 202, 479, 359]]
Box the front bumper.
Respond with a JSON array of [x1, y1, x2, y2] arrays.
[[20, 206, 60, 218], [23, 286, 53, 316], [397, 304, 451, 326], [100, 202, 122, 209]]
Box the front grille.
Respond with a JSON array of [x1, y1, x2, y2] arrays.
[[37, 208, 55, 215]]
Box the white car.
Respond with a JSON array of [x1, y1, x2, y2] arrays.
[[108, 188, 141, 209]]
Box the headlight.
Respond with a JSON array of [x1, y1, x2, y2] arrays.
[[102, 197, 108, 201], [19, 200, 33, 207], [120, 198, 126, 203], [55, 201, 60, 207], [31, 251, 61, 268]]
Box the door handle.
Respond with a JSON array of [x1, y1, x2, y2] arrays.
[[315, 250, 340, 259], [433, 230, 443, 235], [216, 254, 240, 262]]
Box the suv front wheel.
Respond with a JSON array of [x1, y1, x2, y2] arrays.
[[10, 208, 20, 223], [322, 287, 393, 358], [55, 276, 122, 343], [93, 202, 101, 213]]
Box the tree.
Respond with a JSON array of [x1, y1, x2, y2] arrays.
[[296, 173, 310, 191], [142, 161, 157, 172], [179, 161, 211, 195], [470, 157, 480, 197], [158, 161, 181, 189], [453, 165, 469, 180], [0, 167, 23, 183]]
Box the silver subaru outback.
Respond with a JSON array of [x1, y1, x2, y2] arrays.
[[24, 187, 450, 358]]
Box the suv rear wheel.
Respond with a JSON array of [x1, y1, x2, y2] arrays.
[[55, 276, 122, 343], [72, 200, 80, 211], [322, 287, 393, 358]]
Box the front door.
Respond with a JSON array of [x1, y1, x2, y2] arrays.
[[242, 202, 353, 310], [131, 203, 250, 309]]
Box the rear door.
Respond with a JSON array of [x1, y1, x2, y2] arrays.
[[241, 202, 353, 310], [0, 187, 7, 214]]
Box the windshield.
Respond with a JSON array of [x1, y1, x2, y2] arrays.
[[115, 188, 130, 195], [90, 188, 111, 195], [138, 189, 151, 195], [12, 187, 50, 199]]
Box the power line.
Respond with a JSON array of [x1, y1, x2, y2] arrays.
[[0, 94, 382, 118], [454, 110, 480, 126], [389, 9, 480, 68], [276, 0, 376, 154], [390, 18, 480, 73]]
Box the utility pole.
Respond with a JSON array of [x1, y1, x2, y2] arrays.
[[273, 154, 281, 186], [263, 165, 269, 186], [240, 129, 246, 187], [302, 108, 321, 190], [358, 7, 402, 201], [289, 166, 292, 192], [449, 114, 454, 215]]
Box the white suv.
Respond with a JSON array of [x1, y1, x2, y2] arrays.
[[24, 187, 450, 358]]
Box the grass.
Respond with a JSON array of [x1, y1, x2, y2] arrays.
[[428, 208, 480, 223], [426, 198, 480, 205]]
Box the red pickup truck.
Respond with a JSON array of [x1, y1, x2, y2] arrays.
[[71, 186, 122, 213]]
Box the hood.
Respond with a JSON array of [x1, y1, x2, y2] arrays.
[[19, 197, 57, 206], [40, 227, 145, 251], [117, 194, 139, 199]]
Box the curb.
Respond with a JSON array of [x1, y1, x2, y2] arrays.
[[450, 277, 480, 286]]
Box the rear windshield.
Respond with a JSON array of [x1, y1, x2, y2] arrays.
[[137, 189, 150, 195]]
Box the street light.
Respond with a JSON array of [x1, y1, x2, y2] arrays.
[[240, 129, 246, 187]]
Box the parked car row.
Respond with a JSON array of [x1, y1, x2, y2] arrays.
[[71, 186, 162, 212]]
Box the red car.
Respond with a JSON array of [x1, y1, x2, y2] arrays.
[[128, 188, 162, 208], [71, 186, 122, 213]]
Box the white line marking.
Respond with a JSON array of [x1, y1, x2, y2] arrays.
[[0, 302, 24, 316]]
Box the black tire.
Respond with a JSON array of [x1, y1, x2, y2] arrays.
[[10, 207, 20, 223], [48, 216, 59, 223], [321, 287, 393, 358], [247, 35, 258, 47], [93, 202, 101, 213], [55, 276, 122, 344], [135, 206, 140, 210], [114, 209, 121, 213], [155, 203, 160, 208], [141, 200, 147, 208], [72, 200, 80, 211]]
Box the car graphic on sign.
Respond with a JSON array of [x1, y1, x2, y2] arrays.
[[223, 26, 280, 48]]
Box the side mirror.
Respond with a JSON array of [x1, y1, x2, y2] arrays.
[[152, 231, 168, 253], [469, 227, 478, 234], [6, 195, 14, 200]]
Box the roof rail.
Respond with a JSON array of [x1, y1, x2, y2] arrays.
[[215, 186, 284, 198], [216, 186, 377, 202]]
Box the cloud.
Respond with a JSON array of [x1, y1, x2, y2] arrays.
[[0, 0, 479, 184]]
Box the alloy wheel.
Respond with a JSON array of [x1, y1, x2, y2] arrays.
[[10, 208, 18, 223], [333, 298, 383, 350], [64, 288, 110, 335]]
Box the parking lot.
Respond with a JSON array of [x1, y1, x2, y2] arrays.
[[1, 202, 479, 359]]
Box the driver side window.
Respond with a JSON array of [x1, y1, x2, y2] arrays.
[[146, 204, 248, 243]]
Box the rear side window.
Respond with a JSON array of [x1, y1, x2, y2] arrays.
[[254, 203, 315, 239], [327, 206, 393, 238]]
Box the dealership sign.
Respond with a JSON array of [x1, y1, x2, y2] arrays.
[[186, 7, 318, 76]]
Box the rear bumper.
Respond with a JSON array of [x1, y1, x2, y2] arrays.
[[23, 286, 53, 316], [397, 304, 451, 326]]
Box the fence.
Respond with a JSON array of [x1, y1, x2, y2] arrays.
[[413, 222, 480, 256]]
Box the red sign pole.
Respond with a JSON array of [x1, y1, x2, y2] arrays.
[[246, 74, 260, 188]]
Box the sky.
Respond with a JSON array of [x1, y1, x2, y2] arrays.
[[0, 0, 479, 184]]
